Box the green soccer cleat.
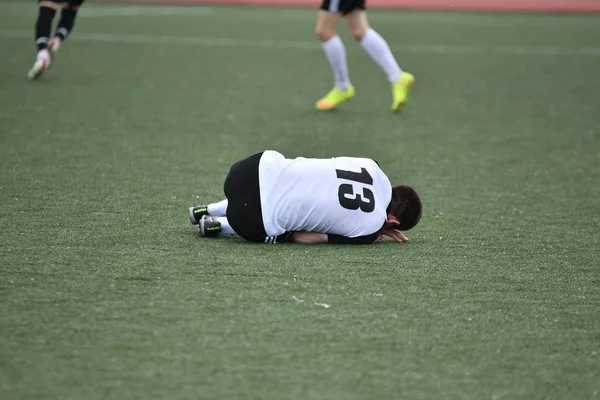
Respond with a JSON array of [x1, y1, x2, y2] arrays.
[[316, 85, 356, 111], [391, 72, 416, 112]]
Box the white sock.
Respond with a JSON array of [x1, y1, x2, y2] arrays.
[[217, 217, 236, 235], [207, 200, 228, 216], [360, 29, 402, 83], [322, 36, 351, 92]]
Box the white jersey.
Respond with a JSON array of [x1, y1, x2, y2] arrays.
[[258, 150, 392, 238]]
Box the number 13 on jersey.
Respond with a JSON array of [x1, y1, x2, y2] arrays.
[[335, 168, 375, 213]]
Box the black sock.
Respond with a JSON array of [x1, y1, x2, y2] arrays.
[[35, 6, 57, 50], [54, 8, 77, 41]]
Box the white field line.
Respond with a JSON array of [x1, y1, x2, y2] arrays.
[[2, 30, 600, 56]]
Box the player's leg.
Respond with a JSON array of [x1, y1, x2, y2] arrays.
[[193, 152, 292, 244], [344, 6, 415, 112], [28, 0, 59, 80], [345, 9, 400, 83], [190, 201, 237, 236], [192, 152, 267, 242], [315, 2, 355, 110], [189, 199, 228, 224], [49, 0, 85, 54]]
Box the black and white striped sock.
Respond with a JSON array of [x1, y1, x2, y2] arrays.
[[35, 6, 56, 50], [54, 8, 77, 41]]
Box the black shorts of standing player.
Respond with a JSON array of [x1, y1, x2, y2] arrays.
[[320, 0, 366, 15], [223, 152, 292, 244]]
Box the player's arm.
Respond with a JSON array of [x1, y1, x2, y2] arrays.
[[290, 232, 328, 244], [290, 231, 379, 245]]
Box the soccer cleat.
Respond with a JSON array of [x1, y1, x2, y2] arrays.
[[391, 72, 416, 112], [198, 215, 221, 238], [316, 85, 356, 111], [189, 205, 209, 225], [27, 52, 51, 80]]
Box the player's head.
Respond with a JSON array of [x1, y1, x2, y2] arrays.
[[387, 185, 422, 231]]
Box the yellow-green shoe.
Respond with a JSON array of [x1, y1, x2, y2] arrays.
[[316, 85, 356, 111], [391, 72, 416, 112]]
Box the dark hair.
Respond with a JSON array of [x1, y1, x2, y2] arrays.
[[387, 185, 423, 231]]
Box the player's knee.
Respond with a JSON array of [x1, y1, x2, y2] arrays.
[[40, 1, 59, 10], [315, 27, 335, 43], [349, 28, 367, 41]]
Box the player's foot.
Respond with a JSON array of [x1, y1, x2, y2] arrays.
[[391, 72, 416, 112], [198, 215, 221, 238], [48, 37, 61, 56], [316, 85, 355, 111], [27, 50, 51, 80], [189, 205, 209, 225]]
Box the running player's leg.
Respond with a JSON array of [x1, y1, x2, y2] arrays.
[[315, 2, 354, 110], [344, 6, 415, 112], [49, 0, 85, 54], [28, 0, 59, 80]]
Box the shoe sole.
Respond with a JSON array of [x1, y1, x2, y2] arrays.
[[199, 216, 207, 235], [316, 95, 355, 111], [189, 207, 199, 225]]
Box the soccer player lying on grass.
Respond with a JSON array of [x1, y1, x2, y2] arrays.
[[188, 150, 422, 244], [28, 0, 84, 80], [314, 0, 416, 112]]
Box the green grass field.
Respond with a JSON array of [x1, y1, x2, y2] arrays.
[[1, 2, 599, 399]]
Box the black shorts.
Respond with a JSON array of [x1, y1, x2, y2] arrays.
[[320, 0, 366, 15], [224, 152, 291, 244]]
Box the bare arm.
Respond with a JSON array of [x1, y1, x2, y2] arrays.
[[290, 231, 380, 245], [290, 232, 328, 244]]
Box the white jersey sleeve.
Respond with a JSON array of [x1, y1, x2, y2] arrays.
[[258, 150, 392, 239]]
